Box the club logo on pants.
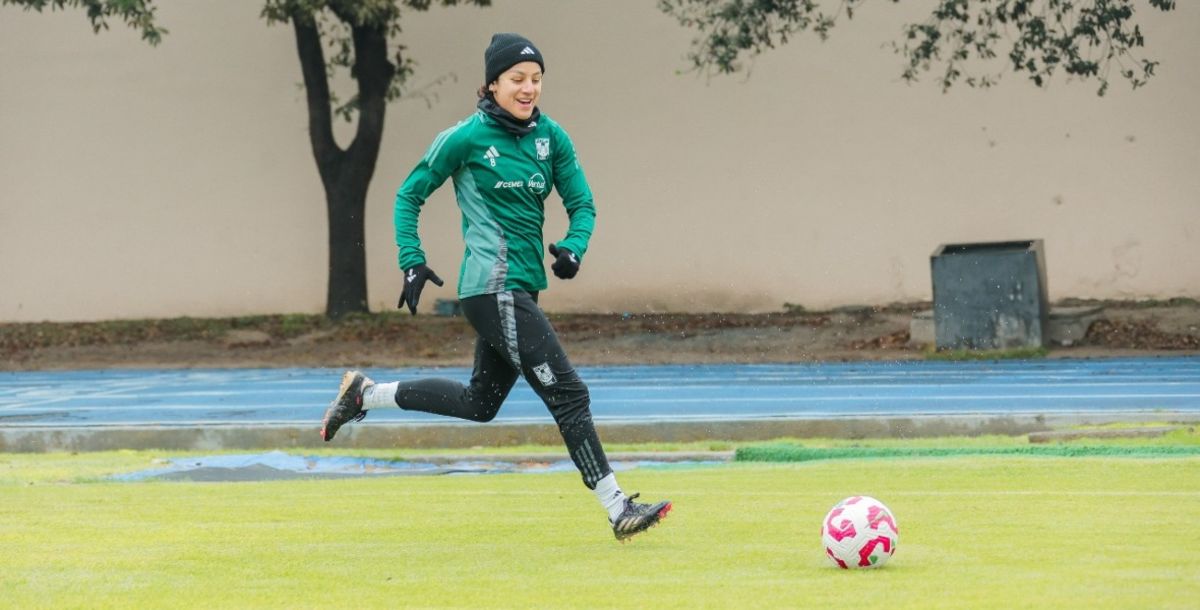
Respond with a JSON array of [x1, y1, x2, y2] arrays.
[[533, 362, 557, 386]]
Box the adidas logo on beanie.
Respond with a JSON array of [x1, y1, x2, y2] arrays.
[[484, 33, 545, 85]]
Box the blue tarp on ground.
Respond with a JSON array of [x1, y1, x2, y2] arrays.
[[112, 450, 722, 482]]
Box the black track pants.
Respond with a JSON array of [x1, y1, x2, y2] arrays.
[[391, 290, 612, 489]]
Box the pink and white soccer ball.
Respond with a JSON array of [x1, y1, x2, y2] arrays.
[[821, 496, 899, 569]]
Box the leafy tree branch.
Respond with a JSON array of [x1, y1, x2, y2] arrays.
[[658, 0, 1177, 95]]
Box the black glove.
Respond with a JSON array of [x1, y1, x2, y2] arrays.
[[547, 244, 580, 279], [398, 264, 444, 315]]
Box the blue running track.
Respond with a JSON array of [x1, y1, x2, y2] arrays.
[[0, 357, 1197, 428]]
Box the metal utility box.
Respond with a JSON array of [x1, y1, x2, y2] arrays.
[[930, 240, 1049, 350]]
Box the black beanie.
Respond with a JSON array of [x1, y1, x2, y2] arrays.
[[484, 33, 545, 85]]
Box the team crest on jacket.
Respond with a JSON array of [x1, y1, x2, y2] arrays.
[[535, 138, 550, 160]]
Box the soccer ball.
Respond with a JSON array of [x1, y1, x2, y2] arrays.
[[821, 496, 899, 569]]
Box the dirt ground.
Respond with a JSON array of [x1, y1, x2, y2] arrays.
[[2, 301, 1197, 370]]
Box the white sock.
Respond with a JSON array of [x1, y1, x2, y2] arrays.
[[593, 473, 628, 522], [361, 382, 400, 410]]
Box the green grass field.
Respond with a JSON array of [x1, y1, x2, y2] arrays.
[[2, 445, 1198, 609]]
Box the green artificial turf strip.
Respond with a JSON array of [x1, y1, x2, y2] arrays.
[[736, 444, 1200, 462], [1, 456, 1198, 609]]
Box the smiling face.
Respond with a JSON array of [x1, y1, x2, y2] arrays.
[[487, 61, 542, 120]]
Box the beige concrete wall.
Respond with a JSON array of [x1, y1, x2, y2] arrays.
[[2, 1, 1197, 322]]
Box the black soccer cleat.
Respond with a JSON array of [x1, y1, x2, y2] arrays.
[[611, 493, 672, 541], [320, 371, 372, 442]]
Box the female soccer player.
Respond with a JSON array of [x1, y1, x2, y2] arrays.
[[320, 33, 671, 541]]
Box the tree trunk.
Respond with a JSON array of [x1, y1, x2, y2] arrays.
[[292, 17, 393, 319], [324, 180, 369, 319]]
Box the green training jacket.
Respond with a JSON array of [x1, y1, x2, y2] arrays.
[[394, 110, 596, 299]]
